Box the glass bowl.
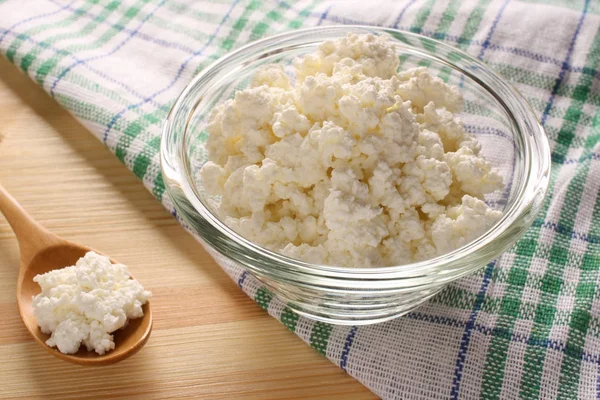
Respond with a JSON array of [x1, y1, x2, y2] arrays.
[[160, 26, 550, 325]]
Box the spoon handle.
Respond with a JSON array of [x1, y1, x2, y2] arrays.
[[0, 182, 55, 263]]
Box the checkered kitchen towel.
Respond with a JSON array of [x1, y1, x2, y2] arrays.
[[2, 0, 600, 398]]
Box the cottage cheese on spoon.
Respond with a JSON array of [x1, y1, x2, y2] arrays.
[[32, 251, 151, 355], [200, 33, 504, 268]]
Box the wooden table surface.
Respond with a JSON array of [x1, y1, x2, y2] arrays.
[[0, 57, 376, 399]]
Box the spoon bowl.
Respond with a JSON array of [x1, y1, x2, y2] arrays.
[[1, 183, 152, 366]]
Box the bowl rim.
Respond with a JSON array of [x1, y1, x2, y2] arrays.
[[161, 25, 551, 279]]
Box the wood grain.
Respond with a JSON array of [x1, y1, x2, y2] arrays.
[[0, 57, 376, 399]]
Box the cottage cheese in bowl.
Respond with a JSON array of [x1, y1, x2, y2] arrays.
[[199, 33, 504, 268]]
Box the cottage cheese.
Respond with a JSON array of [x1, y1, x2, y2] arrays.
[[200, 33, 504, 268], [32, 251, 151, 355]]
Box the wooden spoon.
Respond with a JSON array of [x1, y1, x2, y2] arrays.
[[0, 183, 152, 366]]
